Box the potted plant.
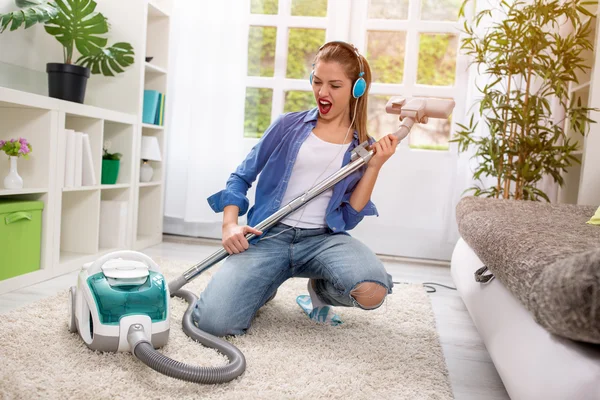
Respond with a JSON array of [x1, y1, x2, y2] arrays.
[[0, 0, 135, 104], [0, 137, 32, 189], [101, 141, 121, 185], [452, 0, 598, 201]]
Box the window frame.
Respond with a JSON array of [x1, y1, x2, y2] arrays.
[[246, 0, 345, 136]]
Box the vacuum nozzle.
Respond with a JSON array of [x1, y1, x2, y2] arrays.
[[385, 96, 455, 123], [385, 96, 456, 142]]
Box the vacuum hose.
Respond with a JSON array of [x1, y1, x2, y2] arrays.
[[128, 289, 246, 384]]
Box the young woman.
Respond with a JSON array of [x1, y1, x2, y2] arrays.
[[192, 41, 399, 336]]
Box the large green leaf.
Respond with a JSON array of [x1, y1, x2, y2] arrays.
[[0, 0, 57, 33], [44, 0, 109, 62], [76, 42, 135, 76]]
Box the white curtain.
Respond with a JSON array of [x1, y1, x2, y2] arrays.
[[163, 0, 251, 237]]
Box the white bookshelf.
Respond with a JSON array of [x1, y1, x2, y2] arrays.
[[134, 0, 171, 250], [0, 0, 172, 294], [558, 5, 599, 206]]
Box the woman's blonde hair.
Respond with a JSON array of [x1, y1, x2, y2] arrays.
[[313, 41, 373, 144]]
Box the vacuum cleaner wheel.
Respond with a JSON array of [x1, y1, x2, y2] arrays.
[[68, 286, 77, 333]]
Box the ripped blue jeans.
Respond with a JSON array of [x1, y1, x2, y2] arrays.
[[192, 222, 394, 337]]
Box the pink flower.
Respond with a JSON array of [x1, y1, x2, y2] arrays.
[[1, 137, 32, 158]]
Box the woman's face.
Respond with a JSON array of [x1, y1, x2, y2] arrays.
[[311, 60, 353, 121]]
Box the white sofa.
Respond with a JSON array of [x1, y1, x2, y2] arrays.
[[451, 238, 600, 400]]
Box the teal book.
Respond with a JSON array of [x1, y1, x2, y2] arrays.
[[159, 93, 165, 125], [154, 93, 165, 126], [143, 90, 160, 124], [155, 93, 161, 125], [154, 93, 160, 125]]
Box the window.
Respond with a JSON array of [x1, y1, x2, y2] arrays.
[[245, 0, 330, 138], [366, 31, 407, 84], [245, 0, 466, 150]]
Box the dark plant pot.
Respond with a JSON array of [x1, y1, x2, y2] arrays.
[[101, 159, 120, 184], [46, 63, 90, 104]]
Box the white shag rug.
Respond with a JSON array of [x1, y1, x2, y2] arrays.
[[0, 257, 453, 400]]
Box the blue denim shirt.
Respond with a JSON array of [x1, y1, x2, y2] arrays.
[[207, 107, 379, 242]]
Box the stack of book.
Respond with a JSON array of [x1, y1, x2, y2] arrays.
[[61, 129, 96, 188], [143, 89, 166, 126]]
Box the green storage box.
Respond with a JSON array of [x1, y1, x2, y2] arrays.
[[0, 199, 44, 281]]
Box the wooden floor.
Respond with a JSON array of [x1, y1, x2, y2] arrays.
[[0, 237, 510, 400]]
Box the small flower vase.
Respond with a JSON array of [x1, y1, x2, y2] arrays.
[[3, 156, 23, 189]]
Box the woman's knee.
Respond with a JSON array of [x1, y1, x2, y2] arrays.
[[350, 281, 388, 310]]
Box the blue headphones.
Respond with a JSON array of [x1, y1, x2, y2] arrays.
[[309, 41, 367, 99]]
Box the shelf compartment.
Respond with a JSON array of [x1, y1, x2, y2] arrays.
[[59, 190, 100, 263], [136, 184, 162, 242], [146, 5, 171, 77], [99, 187, 131, 250], [103, 121, 135, 185], [0, 106, 54, 189], [101, 185, 131, 201], [62, 115, 104, 189], [144, 72, 168, 98]]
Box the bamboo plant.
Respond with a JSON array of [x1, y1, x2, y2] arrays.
[[452, 0, 598, 201]]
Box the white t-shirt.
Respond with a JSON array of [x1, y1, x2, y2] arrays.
[[280, 131, 350, 228]]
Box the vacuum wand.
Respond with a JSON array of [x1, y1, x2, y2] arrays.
[[168, 154, 368, 293], [168, 96, 455, 294]]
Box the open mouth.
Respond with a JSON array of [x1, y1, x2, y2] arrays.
[[318, 99, 332, 115]]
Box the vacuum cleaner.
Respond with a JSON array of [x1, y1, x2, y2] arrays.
[[67, 96, 455, 384]]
